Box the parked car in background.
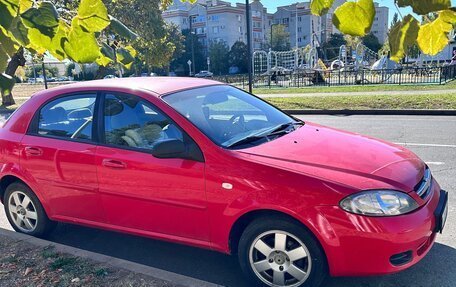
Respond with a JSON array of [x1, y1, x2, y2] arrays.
[[195, 70, 214, 78], [104, 75, 117, 79], [0, 78, 448, 287], [56, 76, 69, 82]]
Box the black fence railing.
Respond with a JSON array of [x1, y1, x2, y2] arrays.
[[213, 65, 456, 89]]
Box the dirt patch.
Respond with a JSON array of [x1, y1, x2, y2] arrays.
[[0, 234, 179, 287]]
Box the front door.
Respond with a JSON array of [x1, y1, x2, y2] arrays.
[[20, 93, 104, 222], [95, 92, 209, 241]]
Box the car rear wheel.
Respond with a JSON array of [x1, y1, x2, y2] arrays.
[[4, 182, 56, 237], [238, 217, 327, 287]]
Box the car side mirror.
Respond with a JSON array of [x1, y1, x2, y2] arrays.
[[151, 139, 186, 159]]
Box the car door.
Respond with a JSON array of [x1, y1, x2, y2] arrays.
[[20, 93, 105, 223], [95, 92, 209, 242]]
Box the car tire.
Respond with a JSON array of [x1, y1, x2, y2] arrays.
[[4, 182, 56, 237], [238, 217, 327, 287]]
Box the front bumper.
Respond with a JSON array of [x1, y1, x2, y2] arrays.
[[316, 181, 446, 277]]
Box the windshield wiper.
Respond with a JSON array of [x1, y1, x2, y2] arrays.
[[226, 122, 304, 149], [226, 135, 266, 148], [258, 121, 304, 137]]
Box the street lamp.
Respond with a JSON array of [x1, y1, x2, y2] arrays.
[[189, 16, 196, 76], [188, 3, 208, 77], [246, 0, 253, 93]]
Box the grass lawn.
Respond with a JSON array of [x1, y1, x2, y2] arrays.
[[254, 81, 456, 94], [266, 93, 456, 110]]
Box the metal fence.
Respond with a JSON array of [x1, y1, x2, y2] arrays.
[[213, 65, 456, 89]]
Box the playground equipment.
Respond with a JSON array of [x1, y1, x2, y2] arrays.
[[253, 46, 320, 76]]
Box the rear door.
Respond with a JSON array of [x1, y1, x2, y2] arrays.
[[95, 92, 209, 241], [20, 93, 104, 222]]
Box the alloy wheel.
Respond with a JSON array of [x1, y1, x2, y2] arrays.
[[249, 230, 311, 287], [8, 191, 38, 232]]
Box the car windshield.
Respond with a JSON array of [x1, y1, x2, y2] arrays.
[[163, 85, 301, 148]]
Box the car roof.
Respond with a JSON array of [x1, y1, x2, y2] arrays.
[[36, 77, 222, 97]]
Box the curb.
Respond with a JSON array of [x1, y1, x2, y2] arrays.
[[283, 109, 456, 116], [0, 228, 221, 287]]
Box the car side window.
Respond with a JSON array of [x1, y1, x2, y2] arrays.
[[103, 93, 183, 151], [37, 94, 96, 141]]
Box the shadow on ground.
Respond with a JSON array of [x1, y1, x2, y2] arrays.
[[44, 223, 455, 287]]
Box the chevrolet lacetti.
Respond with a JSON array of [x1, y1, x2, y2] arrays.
[[0, 78, 448, 287]]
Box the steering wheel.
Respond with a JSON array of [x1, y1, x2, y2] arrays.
[[224, 113, 246, 139]]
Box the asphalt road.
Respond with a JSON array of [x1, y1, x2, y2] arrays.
[[1, 115, 455, 287]]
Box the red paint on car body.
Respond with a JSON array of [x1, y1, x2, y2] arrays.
[[0, 78, 443, 277]]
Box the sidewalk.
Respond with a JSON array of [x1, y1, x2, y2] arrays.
[[257, 89, 456, 98], [0, 228, 220, 287]]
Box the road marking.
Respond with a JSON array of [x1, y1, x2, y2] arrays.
[[425, 162, 446, 166], [394, 142, 456, 148]]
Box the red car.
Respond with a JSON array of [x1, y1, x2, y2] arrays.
[[0, 78, 448, 287]]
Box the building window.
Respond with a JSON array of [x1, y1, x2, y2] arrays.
[[238, 26, 242, 33], [283, 18, 289, 24], [237, 15, 242, 22], [212, 26, 219, 34], [298, 27, 302, 32], [211, 15, 220, 21], [252, 11, 261, 18], [298, 16, 302, 22]]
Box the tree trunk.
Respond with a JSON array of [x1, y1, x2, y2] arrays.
[[1, 47, 26, 106]]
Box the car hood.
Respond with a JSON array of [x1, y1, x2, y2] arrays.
[[236, 122, 425, 192]]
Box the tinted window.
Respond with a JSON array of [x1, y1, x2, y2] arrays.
[[103, 93, 183, 151], [38, 94, 96, 141], [163, 86, 295, 147]]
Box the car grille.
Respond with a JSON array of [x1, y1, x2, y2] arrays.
[[414, 167, 432, 199]]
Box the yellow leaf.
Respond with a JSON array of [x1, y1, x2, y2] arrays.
[[417, 16, 452, 56]]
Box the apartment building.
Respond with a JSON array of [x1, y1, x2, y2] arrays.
[[273, 2, 321, 49], [372, 3, 389, 44], [162, 0, 271, 53], [162, 0, 389, 54]]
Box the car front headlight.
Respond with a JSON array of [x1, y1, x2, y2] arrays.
[[340, 190, 419, 216]]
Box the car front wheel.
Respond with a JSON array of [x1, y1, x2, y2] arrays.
[[4, 182, 56, 237], [238, 217, 327, 287]]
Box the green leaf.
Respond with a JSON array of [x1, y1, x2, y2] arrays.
[[95, 54, 112, 66], [389, 15, 420, 62], [21, 1, 59, 38], [77, 0, 110, 32], [10, 17, 29, 46], [397, 0, 450, 15], [0, 0, 19, 30], [19, 0, 32, 13], [64, 21, 101, 63], [116, 47, 135, 69], [27, 28, 52, 54], [0, 73, 15, 96], [417, 16, 453, 56], [101, 42, 115, 60], [109, 15, 138, 40], [332, 0, 375, 37], [0, 27, 19, 55], [48, 21, 69, 61], [310, 0, 335, 16]]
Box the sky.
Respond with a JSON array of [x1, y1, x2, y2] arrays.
[[227, 0, 456, 27]]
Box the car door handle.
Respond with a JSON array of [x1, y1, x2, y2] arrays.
[[24, 146, 43, 156], [102, 159, 127, 169]]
